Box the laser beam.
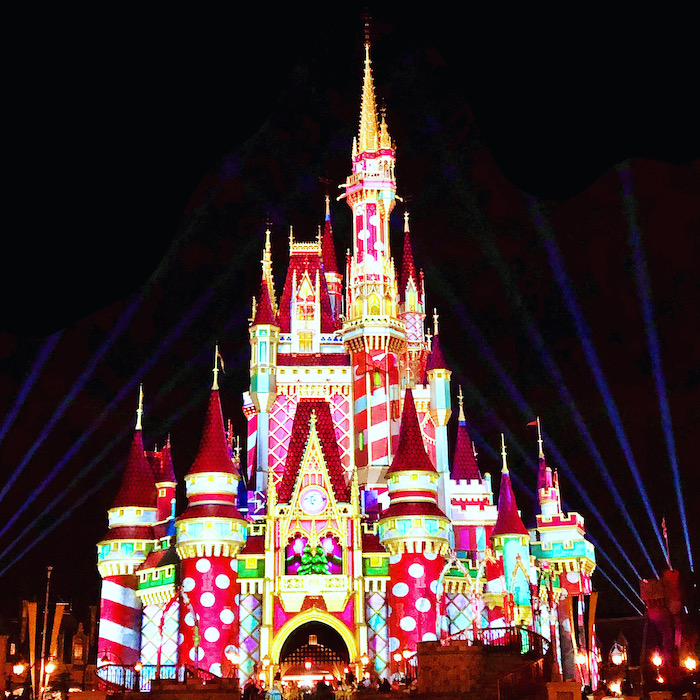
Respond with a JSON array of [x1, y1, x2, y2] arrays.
[[618, 162, 694, 573], [527, 195, 668, 569]]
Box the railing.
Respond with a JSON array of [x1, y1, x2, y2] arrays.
[[497, 657, 545, 700], [95, 664, 219, 692], [441, 625, 549, 657]]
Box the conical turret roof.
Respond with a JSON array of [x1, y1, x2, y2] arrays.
[[386, 390, 436, 476], [426, 332, 448, 371], [321, 196, 338, 274], [189, 389, 238, 475], [112, 428, 157, 508], [491, 465, 528, 538], [253, 273, 277, 326], [451, 405, 481, 482], [400, 218, 418, 293]]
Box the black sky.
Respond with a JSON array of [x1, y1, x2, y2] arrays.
[[1, 7, 698, 626]]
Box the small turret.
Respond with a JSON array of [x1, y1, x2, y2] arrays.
[[379, 391, 451, 660], [175, 355, 249, 676], [96, 387, 156, 665], [321, 195, 343, 319], [425, 310, 452, 515], [249, 235, 280, 492]]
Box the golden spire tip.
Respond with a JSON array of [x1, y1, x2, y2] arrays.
[[500, 433, 508, 473], [136, 384, 144, 431]]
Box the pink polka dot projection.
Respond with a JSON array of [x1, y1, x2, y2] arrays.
[[179, 556, 239, 675], [386, 549, 444, 669]]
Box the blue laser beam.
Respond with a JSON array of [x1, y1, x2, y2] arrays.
[[0, 332, 63, 448], [440, 299, 645, 581], [618, 162, 694, 573], [461, 380, 643, 599], [0, 296, 142, 507], [0, 287, 215, 544], [527, 195, 668, 569]]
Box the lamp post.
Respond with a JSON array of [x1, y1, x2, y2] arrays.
[[402, 649, 415, 684]]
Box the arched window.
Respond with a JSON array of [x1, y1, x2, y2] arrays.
[[368, 294, 380, 315]]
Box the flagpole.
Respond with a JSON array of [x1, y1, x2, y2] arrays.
[[662, 516, 672, 570], [39, 566, 53, 700]]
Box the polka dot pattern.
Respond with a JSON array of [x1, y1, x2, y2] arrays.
[[389, 637, 400, 652], [179, 555, 239, 674], [389, 553, 402, 565], [415, 597, 431, 612], [408, 563, 425, 579], [200, 592, 216, 607], [423, 550, 437, 561], [220, 609, 235, 625], [422, 632, 438, 642], [204, 627, 220, 643], [392, 582, 409, 598], [209, 663, 222, 676], [215, 574, 231, 589], [400, 616, 417, 631]]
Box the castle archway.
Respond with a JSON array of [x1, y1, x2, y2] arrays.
[[270, 609, 358, 680]]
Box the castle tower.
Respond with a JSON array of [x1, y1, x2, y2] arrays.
[[96, 387, 156, 665], [449, 388, 498, 558], [249, 239, 280, 493], [342, 38, 405, 491], [148, 436, 177, 541], [425, 315, 452, 517], [397, 213, 427, 389], [490, 436, 531, 627], [175, 354, 249, 676], [378, 390, 451, 666], [322, 195, 344, 320]]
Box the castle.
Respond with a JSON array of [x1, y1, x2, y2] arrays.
[[95, 38, 598, 688]]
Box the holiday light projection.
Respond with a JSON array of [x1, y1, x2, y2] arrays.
[[285, 535, 342, 575]]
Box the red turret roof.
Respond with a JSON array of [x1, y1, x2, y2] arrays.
[[491, 470, 529, 537], [400, 227, 417, 294], [147, 438, 176, 484], [253, 274, 278, 326], [321, 210, 339, 275], [278, 249, 336, 333], [277, 399, 350, 503], [386, 390, 436, 476], [452, 419, 481, 481], [189, 389, 238, 476], [426, 333, 449, 371], [112, 429, 157, 509]]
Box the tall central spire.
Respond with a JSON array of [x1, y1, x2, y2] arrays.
[[358, 40, 379, 154]]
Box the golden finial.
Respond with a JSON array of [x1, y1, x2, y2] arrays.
[[433, 308, 439, 335], [325, 194, 331, 218], [500, 433, 509, 474], [472, 440, 478, 458], [288, 226, 294, 251], [536, 416, 544, 459], [213, 343, 220, 390], [404, 211, 410, 232], [261, 226, 277, 314], [379, 106, 392, 149], [425, 328, 432, 351], [457, 386, 466, 422], [136, 384, 144, 431], [358, 34, 379, 153]]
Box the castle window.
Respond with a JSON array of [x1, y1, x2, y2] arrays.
[[407, 292, 416, 311], [159, 488, 166, 497], [299, 332, 312, 352], [368, 295, 380, 315], [245, 557, 257, 569]]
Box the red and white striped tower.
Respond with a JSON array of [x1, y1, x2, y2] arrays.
[[97, 387, 156, 665], [342, 37, 405, 491], [175, 351, 249, 676], [378, 390, 451, 669]]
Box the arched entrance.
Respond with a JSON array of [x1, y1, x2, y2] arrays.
[[270, 610, 357, 686]]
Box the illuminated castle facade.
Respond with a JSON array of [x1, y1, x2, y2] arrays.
[[96, 40, 598, 687]]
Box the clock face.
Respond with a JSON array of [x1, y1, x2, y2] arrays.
[[300, 487, 328, 515]]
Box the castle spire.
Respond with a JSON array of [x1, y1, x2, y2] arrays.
[[135, 383, 144, 431], [451, 387, 481, 481], [358, 37, 379, 154], [400, 212, 418, 292], [491, 436, 528, 537], [321, 194, 339, 274]]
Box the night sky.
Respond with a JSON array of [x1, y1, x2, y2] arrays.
[[1, 7, 698, 627]]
